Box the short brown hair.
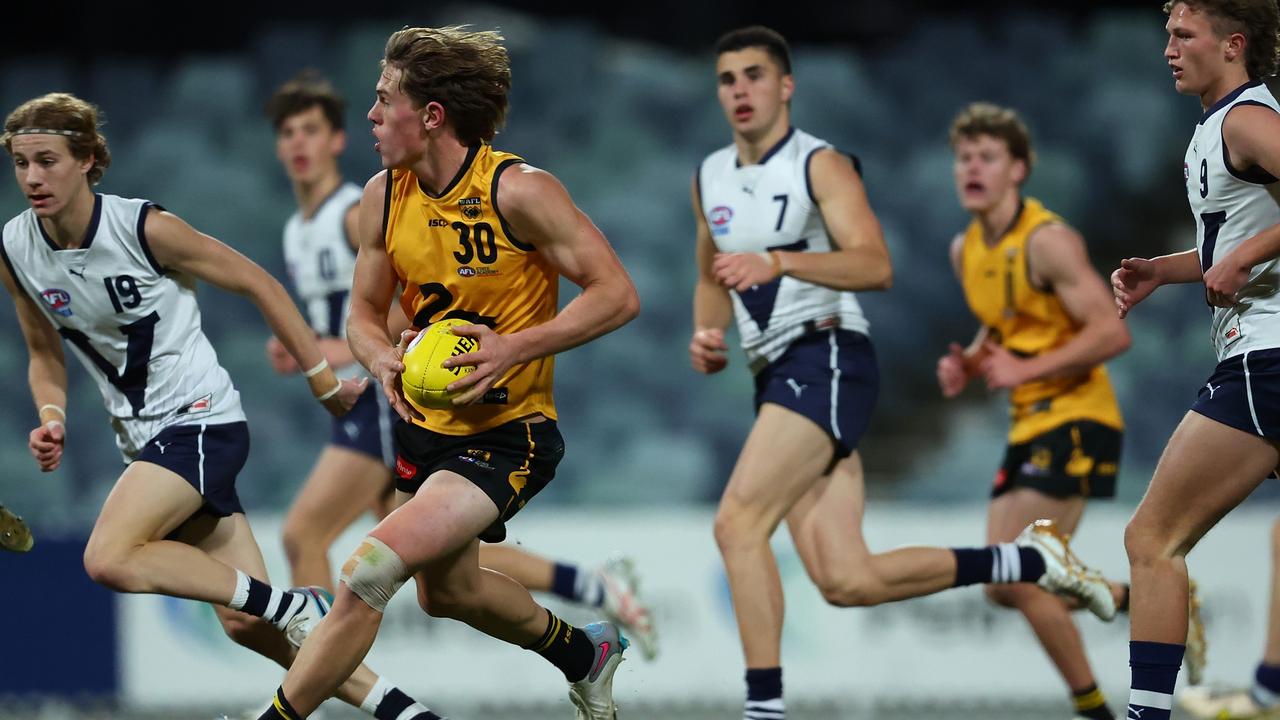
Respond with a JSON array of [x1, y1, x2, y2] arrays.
[[715, 26, 792, 75], [949, 102, 1036, 180], [2, 93, 112, 185], [266, 70, 346, 131], [382, 26, 511, 145], [1164, 0, 1280, 79]]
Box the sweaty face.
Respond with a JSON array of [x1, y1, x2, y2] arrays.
[[716, 47, 793, 141], [1165, 3, 1229, 97], [952, 134, 1025, 214], [275, 105, 345, 185], [367, 65, 426, 169], [10, 134, 93, 219]]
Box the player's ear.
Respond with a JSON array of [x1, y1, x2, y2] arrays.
[[422, 101, 446, 134], [1011, 158, 1028, 186], [1224, 30, 1246, 64], [780, 74, 795, 104]]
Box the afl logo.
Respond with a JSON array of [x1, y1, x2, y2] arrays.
[[710, 206, 733, 226], [457, 266, 477, 277], [40, 288, 73, 317]]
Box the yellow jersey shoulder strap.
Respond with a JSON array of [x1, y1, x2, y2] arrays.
[[487, 152, 535, 251]]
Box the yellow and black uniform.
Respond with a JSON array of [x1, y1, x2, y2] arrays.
[[960, 197, 1123, 499], [383, 144, 564, 541]]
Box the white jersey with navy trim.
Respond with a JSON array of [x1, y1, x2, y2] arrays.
[[0, 193, 244, 459], [1185, 80, 1280, 360], [698, 127, 870, 366], [282, 182, 365, 381]]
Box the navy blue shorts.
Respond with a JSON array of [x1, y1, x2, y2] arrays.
[[134, 422, 249, 517], [330, 384, 395, 467], [753, 329, 879, 459], [1192, 348, 1280, 438]]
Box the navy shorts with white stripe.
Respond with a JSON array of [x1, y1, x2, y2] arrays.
[[329, 384, 396, 468], [753, 328, 879, 459], [1191, 347, 1280, 439], [134, 421, 249, 516]]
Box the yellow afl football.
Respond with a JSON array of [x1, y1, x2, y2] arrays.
[[401, 318, 479, 409]]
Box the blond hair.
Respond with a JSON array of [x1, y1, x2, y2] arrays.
[[949, 102, 1036, 181], [3, 93, 112, 185]]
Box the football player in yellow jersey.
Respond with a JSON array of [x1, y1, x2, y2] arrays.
[[254, 26, 639, 720], [938, 103, 1135, 720]]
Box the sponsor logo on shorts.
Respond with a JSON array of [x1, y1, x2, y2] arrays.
[[466, 449, 492, 463], [456, 455, 494, 471], [395, 455, 418, 479], [40, 288, 73, 317]]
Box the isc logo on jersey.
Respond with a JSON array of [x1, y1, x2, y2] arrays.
[[401, 318, 479, 409], [40, 288, 73, 317]]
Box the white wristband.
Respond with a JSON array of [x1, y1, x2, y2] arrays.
[[317, 383, 342, 402], [39, 404, 65, 420], [303, 358, 330, 378]]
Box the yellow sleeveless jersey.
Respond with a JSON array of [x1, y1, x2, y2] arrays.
[[384, 144, 558, 435], [960, 197, 1122, 444]]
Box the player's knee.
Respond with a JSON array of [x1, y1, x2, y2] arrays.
[[83, 543, 145, 593], [816, 575, 884, 608], [339, 537, 409, 613], [281, 518, 321, 568], [1124, 517, 1166, 567], [713, 502, 765, 553]]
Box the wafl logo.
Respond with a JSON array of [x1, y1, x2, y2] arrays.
[[709, 205, 733, 236], [40, 288, 73, 317]]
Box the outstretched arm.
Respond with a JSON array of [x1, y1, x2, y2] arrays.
[[0, 256, 68, 470]]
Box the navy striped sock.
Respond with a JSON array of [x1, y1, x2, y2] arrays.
[[229, 570, 306, 631], [374, 687, 443, 719], [1252, 662, 1280, 707], [256, 687, 301, 720], [1127, 641, 1184, 720], [551, 562, 578, 602], [951, 544, 1045, 586], [745, 667, 784, 720]]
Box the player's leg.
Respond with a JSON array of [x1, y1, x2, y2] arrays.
[[181, 511, 444, 719], [282, 445, 392, 591], [985, 488, 1116, 719], [479, 543, 659, 660], [82, 424, 325, 634], [1126, 412, 1277, 720]]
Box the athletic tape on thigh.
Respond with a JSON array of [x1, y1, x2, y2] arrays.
[[340, 537, 408, 612]]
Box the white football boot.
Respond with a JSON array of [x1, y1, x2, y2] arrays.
[[569, 621, 629, 719], [1017, 519, 1116, 621]]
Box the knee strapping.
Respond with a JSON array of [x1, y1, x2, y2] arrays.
[[340, 537, 408, 612]]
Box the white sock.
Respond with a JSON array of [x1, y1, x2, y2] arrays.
[[745, 697, 785, 719], [575, 569, 605, 607], [361, 676, 393, 714], [229, 569, 251, 610]]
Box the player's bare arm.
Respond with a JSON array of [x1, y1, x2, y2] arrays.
[[347, 171, 420, 421], [1203, 104, 1280, 306], [691, 173, 732, 374], [711, 148, 892, 292], [1111, 249, 1202, 318], [442, 163, 640, 404], [0, 256, 68, 470], [937, 233, 992, 397], [142, 208, 365, 415]]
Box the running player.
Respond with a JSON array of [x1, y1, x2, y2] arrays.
[[1, 92, 444, 720], [0, 504, 33, 552], [265, 71, 657, 659], [940, 101, 1133, 720], [692, 26, 1115, 720], [1111, 2, 1280, 719], [254, 26, 640, 720]]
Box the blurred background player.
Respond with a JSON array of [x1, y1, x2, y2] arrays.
[[1180, 517, 1280, 719], [264, 71, 657, 658], [0, 92, 445, 720], [691, 26, 1116, 720], [938, 101, 1151, 720], [255, 26, 640, 720], [0, 504, 33, 552], [1112, 2, 1280, 719]]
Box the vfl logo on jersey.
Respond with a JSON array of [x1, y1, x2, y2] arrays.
[[40, 288, 73, 317], [709, 206, 733, 237], [459, 197, 482, 220]]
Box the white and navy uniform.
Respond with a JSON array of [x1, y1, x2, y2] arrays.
[[1, 194, 248, 515], [282, 182, 393, 466], [697, 127, 877, 456], [1183, 81, 1280, 438]]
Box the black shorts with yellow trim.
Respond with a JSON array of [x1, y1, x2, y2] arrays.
[[992, 420, 1121, 500], [392, 418, 564, 543]]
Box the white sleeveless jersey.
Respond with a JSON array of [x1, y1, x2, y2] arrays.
[[698, 127, 870, 366], [1185, 80, 1280, 360], [0, 194, 244, 459], [282, 182, 365, 380]]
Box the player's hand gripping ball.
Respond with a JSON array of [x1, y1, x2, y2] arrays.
[[401, 318, 478, 410]]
